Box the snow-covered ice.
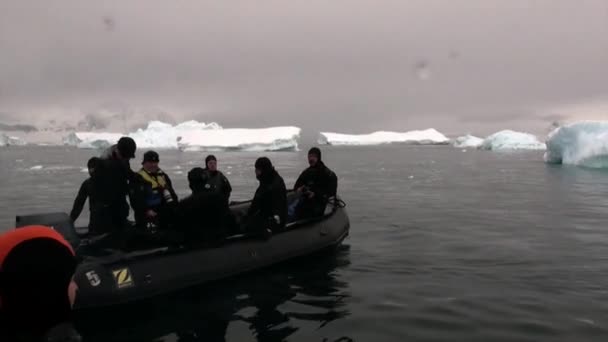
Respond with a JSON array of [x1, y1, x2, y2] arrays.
[[128, 121, 221, 149], [63, 132, 123, 149], [544, 121, 608, 168], [318, 129, 449, 146], [61, 121, 300, 151], [453, 134, 484, 148], [480, 130, 546, 151], [0, 133, 26, 146], [177, 126, 301, 152]]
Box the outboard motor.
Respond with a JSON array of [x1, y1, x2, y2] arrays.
[[15, 212, 81, 249]]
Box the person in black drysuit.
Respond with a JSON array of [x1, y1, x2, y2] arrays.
[[291, 147, 338, 220], [200, 155, 232, 204], [246, 157, 287, 235], [90, 137, 138, 247], [69, 157, 103, 234], [173, 167, 236, 245]]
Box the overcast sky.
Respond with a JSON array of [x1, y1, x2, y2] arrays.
[[1, 0, 607, 135]]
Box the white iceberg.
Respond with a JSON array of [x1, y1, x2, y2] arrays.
[[62, 132, 123, 149], [452, 134, 484, 148], [544, 121, 608, 168], [8, 136, 27, 146], [480, 130, 546, 151], [177, 126, 301, 151], [62, 121, 301, 152], [0, 133, 27, 146], [128, 120, 222, 149], [318, 129, 450, 146]]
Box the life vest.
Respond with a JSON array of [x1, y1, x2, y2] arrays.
[[138, 169, 168, 207]]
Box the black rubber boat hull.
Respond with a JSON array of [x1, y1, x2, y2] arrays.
[[15, 200, 349, 310]]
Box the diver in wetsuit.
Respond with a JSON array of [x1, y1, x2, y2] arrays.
[[70, 157, 102, 233], [292, 147, 338, 220], [91, 137, 137, 247], [246, 157, 287, 235], [173, 167, 236, 245], [0, 226, 81, 342], [200, 155, 232, 204]]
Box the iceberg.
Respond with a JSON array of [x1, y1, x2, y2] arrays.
[[9, 136, 27, 146], [452, 134, 484, 148], [128, 121, 222, 149], [544, 121, 608, 168], [0, 133, 27, 146], [318, 129, 450, 146], [480, 130, 546, 151], [177, 126, 301, 152], [62, 132, 123, 149], [62, 121, 301, 152]]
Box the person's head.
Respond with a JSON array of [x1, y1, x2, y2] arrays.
[[308, 147, 322, 167], [142, 151, 160, 173], [205, 155, 217, 172], [187, 167, 206, 193], [87, 157, 101, 177], [0, 226, 77, 336], [254, 157, 274, 182], [116, 137, 136, 160]]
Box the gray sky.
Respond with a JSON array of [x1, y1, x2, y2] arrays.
[[1, 0, 607, 136]]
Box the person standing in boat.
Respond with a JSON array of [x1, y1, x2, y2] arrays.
[[69, 157, 104, 234], [246, 157, 288, 235], [200, 155, 232, 204], [291, 147, 338, 220], [0, 225, 81, 342], [92, 136, 138, 242], [133, 150, 178, 232]]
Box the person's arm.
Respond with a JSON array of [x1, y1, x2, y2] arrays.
[[271, 180, 288, 225], [70, 179, 89, 222], [294, 170, 306, 192], [247, 188, 262, 217], [222, 173, 232, 198], [328, 170, 338, 197], [164, 173, 179, 202], [128, 173, 146, 215]]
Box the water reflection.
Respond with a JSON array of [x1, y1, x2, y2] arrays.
[[78, 245, 351, 342]]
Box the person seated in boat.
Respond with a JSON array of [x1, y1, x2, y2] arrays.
[[200, 154, 232, 204], [0, 225, 81, 342], [91, 136, 138, 246], [69, 156, 104, 234], [246, 157, 288, 235], [291, 147, 338, 220], [132, 150, 178, 232], [173, 168, 236, 245]]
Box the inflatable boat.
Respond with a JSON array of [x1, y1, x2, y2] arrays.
[[14, 194, 349, 310]]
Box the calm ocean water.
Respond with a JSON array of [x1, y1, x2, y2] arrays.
[[1, 145, 608, 341]]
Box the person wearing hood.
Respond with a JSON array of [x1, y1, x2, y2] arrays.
[[200, 155, 232, 204], [174, 167, 237, 244], [0, 225, 81, 342], [132, 150, 178, 232], [292, 147, 338, 219], [90, 137, 137, 244], [246, 157, 287, 234], [69, 157, 103, 234]]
